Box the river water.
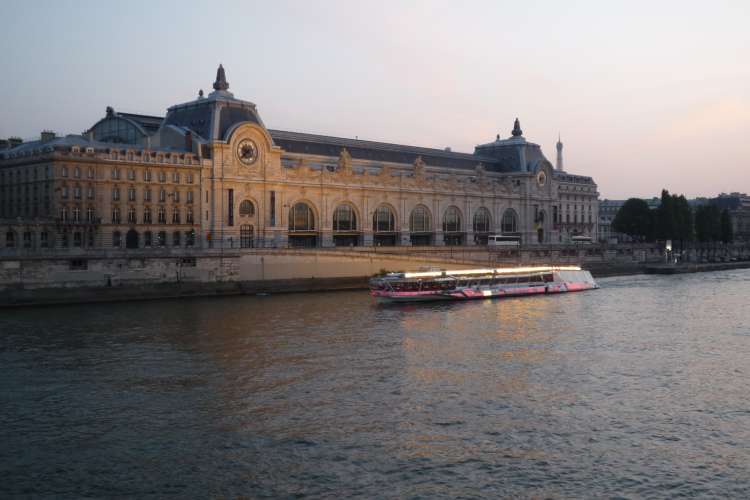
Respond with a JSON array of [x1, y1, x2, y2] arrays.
[[2, 270, 750, 498]]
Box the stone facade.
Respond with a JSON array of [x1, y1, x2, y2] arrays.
[[0, 66, 599, 253]]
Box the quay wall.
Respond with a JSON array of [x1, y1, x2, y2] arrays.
[[2, 244, 749, 307]]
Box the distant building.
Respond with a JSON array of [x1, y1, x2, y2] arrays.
[[0, 65, 599, 252], [711, 193, 750, 241], [598, 197, 660, 243]]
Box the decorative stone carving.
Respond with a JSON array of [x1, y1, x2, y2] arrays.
[[413, 156, 426, 181], [338, 148, 353, 177]]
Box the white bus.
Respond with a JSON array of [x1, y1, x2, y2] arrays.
[[488, 234, 521, 247]]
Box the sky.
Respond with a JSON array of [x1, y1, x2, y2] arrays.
[[1, 0, 748, 199]]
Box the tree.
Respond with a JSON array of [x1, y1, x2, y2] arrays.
[[672, 194, 693, 249], [694, 204, 721, 242], [612, 198, 653, 241], [720, 208, 734, 244], [654, 189, 676, 241]]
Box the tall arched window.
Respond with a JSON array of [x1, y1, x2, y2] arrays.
[[372, 205, 395, 232], [239, 200, 255, 217], [473, 207, 491, 233], [501, 209, 518, 234], [333, 204, 357, 231], [410, 205, 431, 233], [443, 206, 462, 233], [289, 202, 315, 231]]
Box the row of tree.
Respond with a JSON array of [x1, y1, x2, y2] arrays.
[[612, 190, 734, 245]]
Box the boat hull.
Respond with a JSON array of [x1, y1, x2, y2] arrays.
[[371, 281, 598, 303]]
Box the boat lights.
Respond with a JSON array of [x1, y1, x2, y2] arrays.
[[402, 266, 582, 279]]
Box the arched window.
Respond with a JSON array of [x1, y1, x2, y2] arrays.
[[333, 204, 357, 231], [90, 116, 146, 144], [289, 202, 315, 231], [239, 200, 255, 217], [372, 205, 395, 232], [126, 229, 139, 249], [473, 207, 491, 233], [443, 206, 462, 233], [410, 205, 431, 233], [501, 209, 518, 234]]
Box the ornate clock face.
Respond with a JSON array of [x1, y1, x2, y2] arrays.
[[537, 170, 547, 187], [237, 139, 258, 165]]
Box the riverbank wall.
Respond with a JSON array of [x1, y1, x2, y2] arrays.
[[2, 245, 749, 307]]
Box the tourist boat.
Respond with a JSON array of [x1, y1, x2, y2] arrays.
[[369, 265, 598, 303]]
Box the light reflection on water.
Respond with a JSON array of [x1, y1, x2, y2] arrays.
[[2, 270, 750, 497]]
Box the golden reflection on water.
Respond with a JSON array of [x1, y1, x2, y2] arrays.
[[395, 294, 584, 463]]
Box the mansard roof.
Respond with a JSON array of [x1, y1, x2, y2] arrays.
[[268, 129, 498, 171]]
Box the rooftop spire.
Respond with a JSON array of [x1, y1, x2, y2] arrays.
[[512, 118, 523, 137], [213, 64, 229, 91]]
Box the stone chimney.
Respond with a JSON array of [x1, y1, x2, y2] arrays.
[[41, 130, 56, 143]]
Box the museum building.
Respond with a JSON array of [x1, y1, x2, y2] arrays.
[[0, 65, 599, 251]]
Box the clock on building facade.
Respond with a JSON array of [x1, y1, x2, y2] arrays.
[[237, 138, 258, 165]]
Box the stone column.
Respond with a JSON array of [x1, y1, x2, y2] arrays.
[[321, 230, 334, 248], [400, 231, 411, 246], [363, 231, 373, 246]]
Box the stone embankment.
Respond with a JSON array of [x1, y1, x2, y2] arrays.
[[1, 244, 749, 307]]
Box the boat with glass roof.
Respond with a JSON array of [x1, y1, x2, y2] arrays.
[[369, 265, 598, 303]]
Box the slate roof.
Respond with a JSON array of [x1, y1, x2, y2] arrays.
[[268, 129, 499, 171]]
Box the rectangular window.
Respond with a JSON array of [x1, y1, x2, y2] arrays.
[[173, 231, 181, 246], [128, 188, 136, 201], [144, 231, 152, 247], [87, 187, 94, 199], [159, 189, 166, 202], [112, 208, 120, 224], [186, 208, 193, 224], [187, 173, 194, 184], [40, 231, 49, 248], [227, 189, 234, 227], [62, 186, 69, 199], [173, 191, 180, 202], [187, 191, 193, 204], [112, 188, 120, 201], [145, 170, 152, 182]]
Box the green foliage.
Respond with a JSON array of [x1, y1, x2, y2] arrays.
[[612, 198, 653, 241], [694, 204, 721, 242], [720, 208, 734, 244], [651, 189, 693, 244]]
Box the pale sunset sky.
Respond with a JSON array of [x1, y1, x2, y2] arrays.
[[1, 0, 748, 199]]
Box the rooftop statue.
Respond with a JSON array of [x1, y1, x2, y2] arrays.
[[213, 64, 229, 92], [512, 118, 523, 137]]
